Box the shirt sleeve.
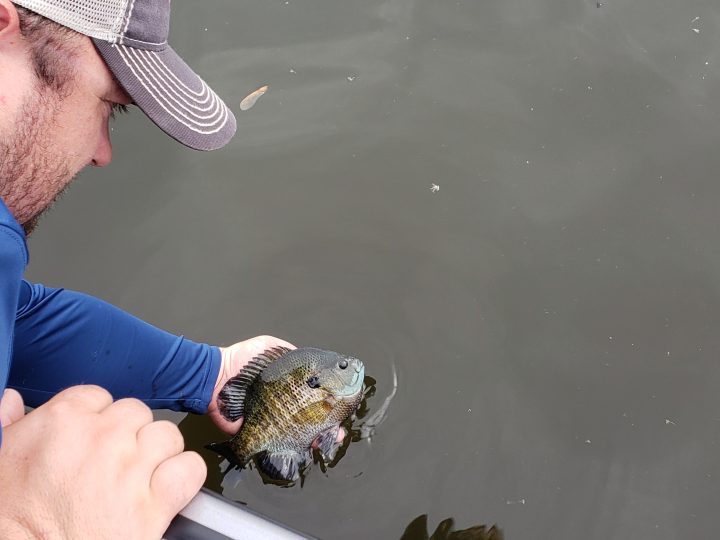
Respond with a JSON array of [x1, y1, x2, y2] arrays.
[[9, 281, 222, 414]]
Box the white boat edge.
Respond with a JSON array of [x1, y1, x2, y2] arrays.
[[163, 488, 314, 540]]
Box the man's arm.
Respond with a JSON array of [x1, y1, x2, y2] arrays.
[[10, 281, 221, 413]]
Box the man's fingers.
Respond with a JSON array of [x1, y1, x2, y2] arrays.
[[46, 385, 113, 412], [150, 451, 206, 512], [101, 398, 154, 431], [0, 389, 24, 427], [135, 420, 185, 466], [215, 417, 243, 436]]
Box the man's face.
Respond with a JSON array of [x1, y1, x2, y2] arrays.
[[0, 28, 131, 234]]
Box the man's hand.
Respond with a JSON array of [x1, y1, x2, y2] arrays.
[[0, 389, 24, 427], [0, 385, 205, 540], [208, 335, 295, 435]]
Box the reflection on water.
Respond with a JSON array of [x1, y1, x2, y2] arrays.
[[399, 515, 503, 540]]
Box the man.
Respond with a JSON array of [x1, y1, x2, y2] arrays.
[[0, 0, 293, 537]]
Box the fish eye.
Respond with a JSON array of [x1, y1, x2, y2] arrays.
[[338, 359, 348, 369], [307, 375, 321, 388]]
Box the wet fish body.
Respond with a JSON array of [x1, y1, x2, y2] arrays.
[[210, 347, 365, 482]]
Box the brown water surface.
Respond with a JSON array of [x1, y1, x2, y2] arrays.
[[27, 0, 720, 538]]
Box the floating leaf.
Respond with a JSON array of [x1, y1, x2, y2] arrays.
[[240, 85, 269, 111]]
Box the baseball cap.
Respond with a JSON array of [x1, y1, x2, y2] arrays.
[[13, 0, 237, 151]]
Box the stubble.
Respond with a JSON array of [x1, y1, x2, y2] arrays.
[[0, 88, 73, 235]]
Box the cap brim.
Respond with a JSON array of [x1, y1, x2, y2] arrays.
[[93, 40, 236, 151]]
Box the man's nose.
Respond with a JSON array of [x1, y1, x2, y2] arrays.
[[91, 132, 113, 167]]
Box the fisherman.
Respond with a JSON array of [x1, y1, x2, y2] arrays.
[[0, 0, 292, 537]]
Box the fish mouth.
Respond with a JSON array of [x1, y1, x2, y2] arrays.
[[350, 360, 364, 388], [350, 362, 365, 393], [335, 362, 365, 397], [350, 368, 362, 388]]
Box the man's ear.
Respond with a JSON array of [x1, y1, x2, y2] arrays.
[[0, 0, 21, 39]]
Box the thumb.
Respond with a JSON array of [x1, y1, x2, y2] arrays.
[[151, 451, 207, 514], [0, 389, 25, 427]]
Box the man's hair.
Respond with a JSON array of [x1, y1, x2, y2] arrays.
[[15, 5, 82, 94]]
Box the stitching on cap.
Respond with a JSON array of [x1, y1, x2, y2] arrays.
[[113, 44, 229, 134], [120, 0, 136, 45], [120, 35, 169, 47]]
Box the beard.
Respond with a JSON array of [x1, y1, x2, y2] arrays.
[[0, 86, 74, 236]]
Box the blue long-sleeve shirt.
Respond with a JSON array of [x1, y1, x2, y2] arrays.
[[0, 197, 221, 445]]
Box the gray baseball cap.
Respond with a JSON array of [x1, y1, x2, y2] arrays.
[[14, 0, 236, 151]]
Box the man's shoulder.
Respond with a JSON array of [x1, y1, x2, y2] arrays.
[[0, 198, 28, 268]]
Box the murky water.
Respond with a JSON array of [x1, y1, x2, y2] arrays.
[[26, 0, 720, 538]]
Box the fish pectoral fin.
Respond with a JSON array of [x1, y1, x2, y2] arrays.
[[312, 426, 342, 462], [257, 450, 308, 482]]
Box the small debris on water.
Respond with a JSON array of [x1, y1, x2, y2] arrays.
[[690, 16, 701, 34], [585, 439, 592, 444], [290, 68, 297, 74], [240, 85, 269, 111], [506, 499, 526, 505], [665, 419, 677, 426], [430, 183, 440, 193]]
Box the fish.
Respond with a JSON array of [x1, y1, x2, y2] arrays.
[[207, 346, 365, 482]]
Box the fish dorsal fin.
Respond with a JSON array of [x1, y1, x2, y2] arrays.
[[217, 346, 291, 422]]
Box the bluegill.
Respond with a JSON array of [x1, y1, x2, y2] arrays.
[[208, 347, 365, 482]]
